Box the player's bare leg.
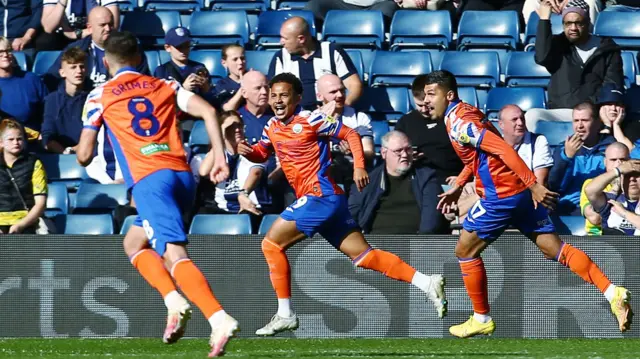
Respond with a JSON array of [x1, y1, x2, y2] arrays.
[[449, 229, 496, 338], [531, 232, 632, 332], [124, 226, 192, 344], [341, 231, 448, 318], [163, 243, 238, 357], [256, 217, 306, 336]]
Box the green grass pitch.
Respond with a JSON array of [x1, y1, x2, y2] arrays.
[[1, 338, 639, 358]]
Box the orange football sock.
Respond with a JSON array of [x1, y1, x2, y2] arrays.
[[171, 258, 222, 318], [459, 257, 490, 315], [557, 243, 611, 293], [130, 249, 176, 298], [354, 248, 417, 283], [262, 238, 291, 298]]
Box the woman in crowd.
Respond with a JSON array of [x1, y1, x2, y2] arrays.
[[218, 44, 247, 111]]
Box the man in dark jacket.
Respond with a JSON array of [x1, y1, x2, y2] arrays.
[[525, 0, 624, 132], [348, 130, 449, 234]]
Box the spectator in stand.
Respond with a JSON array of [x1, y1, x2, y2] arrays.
[[349, 131, 449, 234], [41, 47, 87, 154], [395, 74, 463, 184], [316, 74, 374, 192], [548, 101, 614, 215], [522, 0, 599, 26], [581, 142, 629, 235], [237, 71, 273, 144], [305, 0, 398, 25], [525, 0, 623, 131], [46, 7, 148, 90], [219, 44, 247, 111], [40, 0, 119, 51], [0, 37, 48, 136], [0, 0, 42, 55], [0, 119, 47, 234], [460, 0, 527, 27], [268, 17, 362, 111], [585, 156, 640, 235], [597, 83, 640, 146], [85, 126, 122, 184]]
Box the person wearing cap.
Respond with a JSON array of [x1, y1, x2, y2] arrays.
[[522, 0, 599, 26], [598, 83, 636, 151], [524, 0, 623, 132]]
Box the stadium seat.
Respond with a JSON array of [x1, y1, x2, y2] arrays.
[[276, 0, 308, 9], [458, 87, 479, 108], [484, 87, 546, 119], [115, 0, 137, 11], [258, 214, 279, 234], [345, 50, 365, 81], [143, 0, 201, 11], [73, 183, 129, 214], [595, 12, 640, 51], [55, 214, 114, 235], [535, 120, 573, 147], [622, 51, 637, 89], [457, 11, 520, 51], [189, 11, 249, 48], [369, 51, 432, 88], [121, 11, 181, 48], [120, 215, 137, 234], [245, 51, 274, 75], [356, 87, 410, 123], [322, 10, 385, 50], [524, 12, 563, 51], [625, 85, 640, 114], [144, 51, 161, 75], [32, 51, 60, 76], [189, 214, 252, 234], [505, 52, 551, 88], [255, 10, 316, 50], [188, 120, 209, 154], [13, 51, 27, 72], [208, 0, 268, 12], [46, 182, 68, 217], [389, 10, 452, 51], [38, 154, 90, 189], [188, 50, 227, 82], [371, 121, 390, 152], [439, 51, 500, 88], [551, 216, 586, 236]]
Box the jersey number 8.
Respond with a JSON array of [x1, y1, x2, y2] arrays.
[[129, 97, 160, 137]]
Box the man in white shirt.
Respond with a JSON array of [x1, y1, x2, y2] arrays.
[[85, 126, 123, 184]]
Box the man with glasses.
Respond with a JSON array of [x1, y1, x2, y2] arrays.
[[524, 0, 623, 131], [348, 130, 449, 234]]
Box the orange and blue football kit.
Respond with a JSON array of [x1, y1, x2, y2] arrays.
[[245, 107, 365, 248], [445, 100, 555, 242], [82, 67, 194, 256]]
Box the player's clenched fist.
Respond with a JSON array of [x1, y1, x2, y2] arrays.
[[237, 140, 254, 156], [353, 168, 369, 192], [529, 182, 559, 210], [209, 155, 230, 184]]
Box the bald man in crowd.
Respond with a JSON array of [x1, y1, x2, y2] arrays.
[[268, 17, 363, 111], [237, 71, 273, 145]]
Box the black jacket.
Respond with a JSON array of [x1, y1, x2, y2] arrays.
[[348, 165, 449, 234], [535, 20, 623, 109]]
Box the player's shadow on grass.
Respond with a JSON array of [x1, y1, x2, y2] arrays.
[[252, 352, 526, 357]]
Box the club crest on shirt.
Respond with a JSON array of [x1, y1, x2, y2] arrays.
[[458, 133, 471, 144], [293, 124, 303, 134]]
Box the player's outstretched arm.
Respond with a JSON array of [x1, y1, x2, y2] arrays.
[[237, 140, 272, 163], [76, 129, 99, 167]]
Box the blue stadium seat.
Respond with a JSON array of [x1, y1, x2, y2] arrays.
[[38, 154, 90, 189], [258, 214, 279, 234], [255, 10, 316, 50], [622, 51, 637, 88], [595, 12, 640, 50], [115, 0, 137, 11], [144, 51, 161, 75], [458, 87, 479, 108], [245, 50, 275, 75], [208, 0, 268, 12], [440, 51, 500, 88], [189, 11, 249, 48], [189, 214, 252, 234], [551, 216, 586, 236], [390, 10, 452, 51], [345, 50, 365, 81], [371, 121, 390, 152], [13, 51, 27, 72], [188, 50, 226, 82], [322, 10, 385, 49], [73, 183, 129, 214], [524, 12, 563, 51], [535, 120, 573, 147], [276, 0, 308, 9], [625, 85, 640, 114], [32, 51, 60, 76], [457, 11, 520, 51], [369, 51, 432, 88], [55, 214, 114, 235], [356, 87, 410, 123], [45, 182, 68, 217], [484, 87, 546, 119], [505, 52, 551, 88], [188, 120, 209, 154], [143, 0, 201, 11], [120, 215, 137, 235], [121, 11, 181, 47]]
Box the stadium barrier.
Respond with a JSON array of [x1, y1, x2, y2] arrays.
[[1, 235, 638, 339]]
